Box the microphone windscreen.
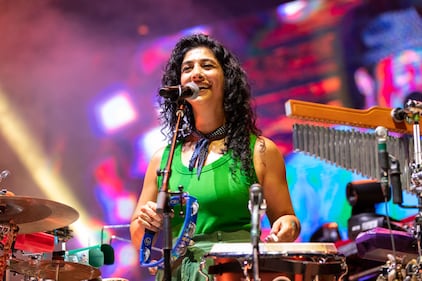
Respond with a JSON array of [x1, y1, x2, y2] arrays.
[[88, 248, 104, 268], [101, 244, 115, 265]]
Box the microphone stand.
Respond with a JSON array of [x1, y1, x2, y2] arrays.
[[249, 184, 266, 281], [156, 101, 186, 281], [251, 223, 261, 281]]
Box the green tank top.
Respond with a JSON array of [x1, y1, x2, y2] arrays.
[[158, 135, 258, 237]]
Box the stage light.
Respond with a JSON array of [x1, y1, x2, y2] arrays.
[[94, 90, 137, 135], [0, 85, 95, 244], [116, 196, 136, 220], [346, 180, 392, 240], [139, 127, 166, 160], [276, 0, 322, 23], [132, 126, 168, 175], [118, 244, 137, 266], [346, 180, 389, 215], [278, 0, 307, 16]]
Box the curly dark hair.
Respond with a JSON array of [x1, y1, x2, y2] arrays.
[[158, 33, 261, 178]]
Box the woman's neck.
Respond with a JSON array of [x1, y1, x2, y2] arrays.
[[194, 118, 225, 134], [192, 108, 225, 134]]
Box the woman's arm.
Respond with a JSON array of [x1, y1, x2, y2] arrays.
[[253, 136, 300, 242], [130, 147, 165, 250]]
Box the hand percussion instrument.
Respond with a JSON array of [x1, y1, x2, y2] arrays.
[[139, 194, 198, 268], [205, 242, 347, 281]]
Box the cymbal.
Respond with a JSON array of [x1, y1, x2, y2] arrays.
[[9, 259, 101, 281], [0, 196, 79, 234]]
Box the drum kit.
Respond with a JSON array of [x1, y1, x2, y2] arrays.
[[0, 191, 103, 281]]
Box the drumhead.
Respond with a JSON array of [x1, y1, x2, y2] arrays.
[[206, 242, 338, 258]]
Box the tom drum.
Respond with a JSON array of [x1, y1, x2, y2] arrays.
[[205, 242, 346, 281]]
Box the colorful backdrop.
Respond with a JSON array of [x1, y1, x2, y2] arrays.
[[0, 0, 421, 280]]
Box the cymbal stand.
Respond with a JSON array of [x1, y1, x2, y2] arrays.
[[0, 222, 18, 281], [379, 108, 422, 280], [373, 103, 422, 280], [408, 115, 422, 279]]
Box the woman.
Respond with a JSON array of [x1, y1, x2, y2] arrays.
[[130, 33, 300, 280]]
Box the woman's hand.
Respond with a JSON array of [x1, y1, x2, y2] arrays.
[[265, 214, 300, 242], [134, 201, 163, 233]]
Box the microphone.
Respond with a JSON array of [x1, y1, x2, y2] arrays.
[[250, 184, 263, 208], [159, 82, 199, 101], [88, 248, 104, 268], [100, 243, 115, 265], [66, 244, 114, 267], [375, 126, 390, 199]]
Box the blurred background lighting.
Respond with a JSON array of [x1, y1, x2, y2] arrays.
[[116, 196, 136, 220], [96, 91, 137, 134], [276, 0, 322, 23]]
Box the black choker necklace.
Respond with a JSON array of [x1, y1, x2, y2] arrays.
[[188, 124, 227, 178]]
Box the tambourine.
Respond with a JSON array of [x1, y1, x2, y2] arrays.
[[139, 194, 199, 268]]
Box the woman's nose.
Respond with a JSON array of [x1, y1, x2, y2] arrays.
[[191, 65, 204, 80]]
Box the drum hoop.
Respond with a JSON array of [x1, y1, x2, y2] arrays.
[[206, 252, 339, 258], [208, 254, 346, 276]]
